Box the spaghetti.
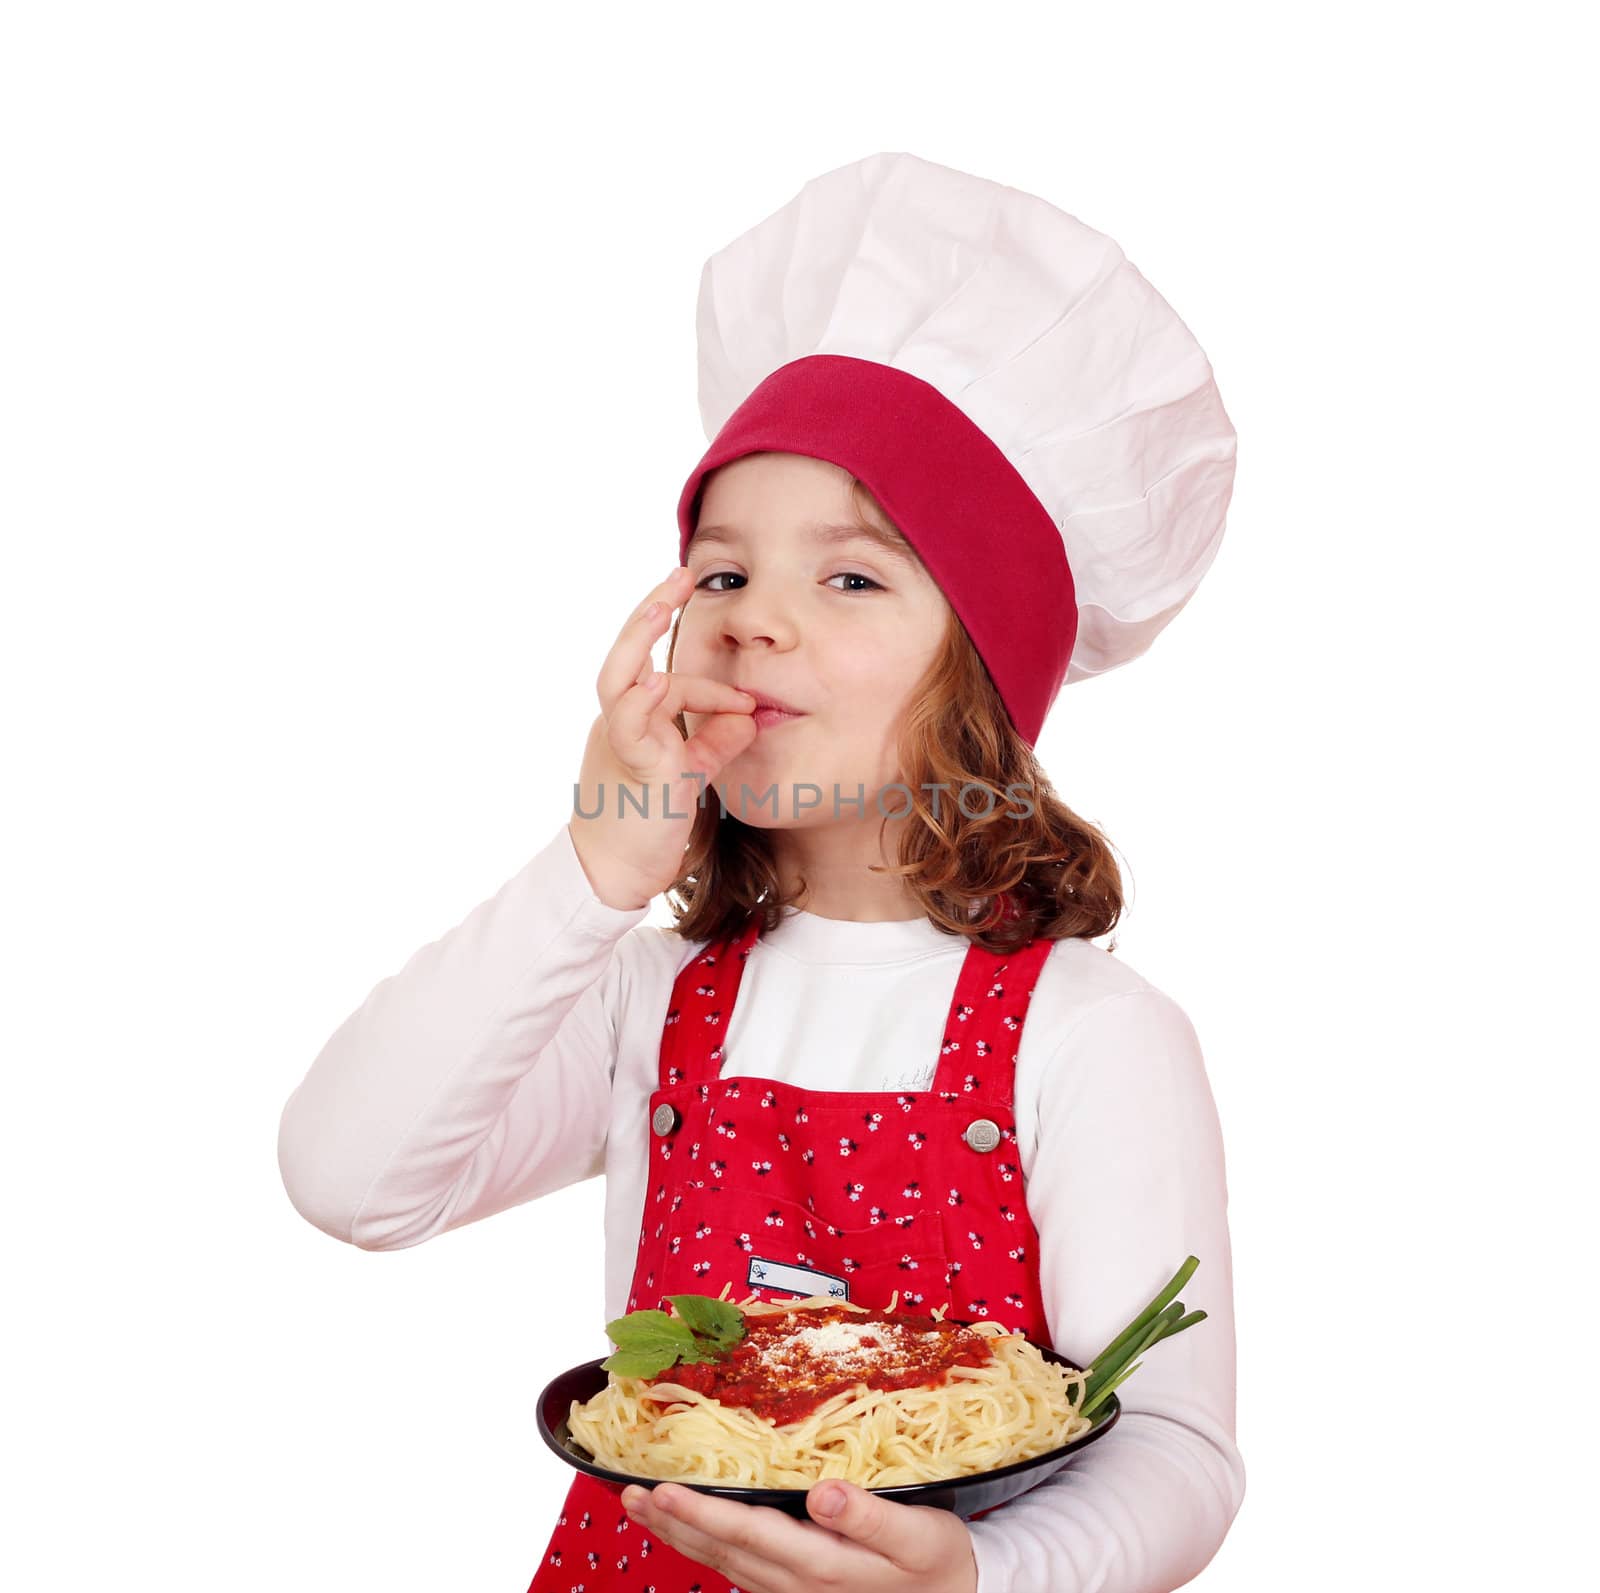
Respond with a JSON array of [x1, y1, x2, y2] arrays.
[[566, 1289, 1092, 1488]]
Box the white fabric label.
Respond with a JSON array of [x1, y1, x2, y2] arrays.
[[747, 1256, 850, 1301]]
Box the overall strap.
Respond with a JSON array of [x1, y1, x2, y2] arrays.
[[929, 933, 1055, 1110], [657, 912, 763, 1089]]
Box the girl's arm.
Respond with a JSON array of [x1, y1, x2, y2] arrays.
[[276, 822, 650, 1251], [967, 988, 1246, 1593]]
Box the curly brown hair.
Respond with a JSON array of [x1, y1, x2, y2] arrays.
[[663, 468, 1127, 955]]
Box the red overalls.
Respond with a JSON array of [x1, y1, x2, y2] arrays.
[[526, 909, 1057, 1593]]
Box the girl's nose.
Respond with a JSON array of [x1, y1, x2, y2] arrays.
[[717, 588, 796, 650]]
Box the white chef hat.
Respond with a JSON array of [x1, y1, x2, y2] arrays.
[[675, 150, 1237, 748]]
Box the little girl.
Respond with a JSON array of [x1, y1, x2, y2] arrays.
[[279, 152, 1245, 1593]]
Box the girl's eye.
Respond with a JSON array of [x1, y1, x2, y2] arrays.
[[693, 571, 885, 594]]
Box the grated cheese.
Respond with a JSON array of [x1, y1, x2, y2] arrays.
[[790, 1320, 882, 1354], [758, 1317, 931, 1376]]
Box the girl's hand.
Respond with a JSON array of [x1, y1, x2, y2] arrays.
[[619, 1479, 980, 1593], [568, 568, 759, 910]]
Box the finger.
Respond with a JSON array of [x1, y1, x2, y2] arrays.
[[604, 668, 755, 780], [606, 672, 677, 770], [803, 1480, 936, 1574], [595, 569, 693, 714], [623, 1484, 801, 1592], [656, 672, 759, 718], [675, 705, 761, 785], [608, 672, 756, 776]]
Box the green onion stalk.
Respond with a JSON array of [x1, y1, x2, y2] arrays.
[[1077, 1256, 1208, 1420]]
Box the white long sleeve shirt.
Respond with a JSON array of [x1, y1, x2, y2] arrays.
[[278, 823, 1246, 1593]]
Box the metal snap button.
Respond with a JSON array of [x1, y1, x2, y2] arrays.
[[963, 1118, 1002, 1153], [651, 1102, 681, 1137]]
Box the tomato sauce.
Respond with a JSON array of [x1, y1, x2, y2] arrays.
[[647, 1304, 996, 1428]]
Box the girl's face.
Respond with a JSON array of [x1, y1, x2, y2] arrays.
[[677, 452, 951, 829]]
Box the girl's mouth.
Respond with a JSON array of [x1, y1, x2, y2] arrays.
[[753, 707, 805, 731]]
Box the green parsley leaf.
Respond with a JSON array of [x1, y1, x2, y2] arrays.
[[601, 1309, 695, 1365], [665, 1294, 747, 1349], [599, 1296, 748, 1381], [600, 1346, 681, 1379]]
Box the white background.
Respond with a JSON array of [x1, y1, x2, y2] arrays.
[[4, 2, 1593, 1588]]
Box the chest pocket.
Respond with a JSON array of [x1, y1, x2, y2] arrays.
[[661, 1088, 953, 1312]]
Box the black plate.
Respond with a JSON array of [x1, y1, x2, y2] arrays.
[[535, 1345, 1121, 1520]]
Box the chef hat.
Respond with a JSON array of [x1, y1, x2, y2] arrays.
[[674, 150, 1237, 748]]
